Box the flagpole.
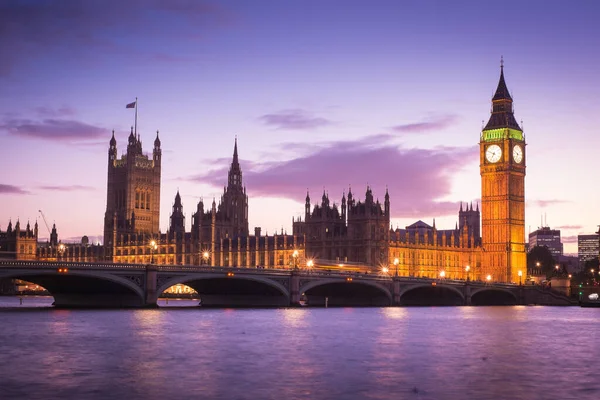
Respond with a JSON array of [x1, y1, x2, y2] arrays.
[[134, 97, 138, 136]]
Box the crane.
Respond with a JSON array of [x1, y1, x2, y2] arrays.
[[38, 210, 52, 239]]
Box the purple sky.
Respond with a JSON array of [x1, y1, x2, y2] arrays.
[[1, 0, 599, 254]]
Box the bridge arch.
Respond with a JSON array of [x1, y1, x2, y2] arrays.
[[470, 287, 518, 305], [157, 273, 290, 307], [0, 269, 146, 307], [300, 278, 392, 306], [399, 283, 465, 306]]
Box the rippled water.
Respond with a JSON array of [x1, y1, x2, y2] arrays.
[[1, 297, 599, 400]]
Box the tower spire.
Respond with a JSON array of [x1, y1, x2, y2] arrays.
[[483, 59, 522, 132], [233, 136, 239, 165]]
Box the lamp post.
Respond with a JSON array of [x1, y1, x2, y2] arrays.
[[486, 274, 492, 284], [149, 240, 158, 264], [57, 243, 66, 262], [555, 264, 560, 276], [292, 250, 299, 270], [306, 259, 314, 272], [440, 270, 446, 280], [202, 251, 210, 266], [393, 257, 399, 277], [465, 265, 470, 281], [518, 270, 523, 286]]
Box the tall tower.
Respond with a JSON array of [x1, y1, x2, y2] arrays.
[[221, 138, 249, 237], [103, 129, 161, 251], [480, 62, 526, 283]]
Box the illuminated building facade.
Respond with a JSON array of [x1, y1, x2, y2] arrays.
[[32, 65, 526, 283], [107, 139, 305, 268], [103, 127, 162, 257], [0, 220, 38, 260], [578, 234, 599, 268]]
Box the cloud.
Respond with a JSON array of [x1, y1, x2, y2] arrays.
[[1, 118, 107, 141], [35, 106, 76, 117], [185, 135, 478, 218], [0, 184, 29, 195], [530, 199, 570, 208], [391, 115, 458, 134], [259, 109, 332, 130], [555, 225, 583, 231], [561, 235, 579, 244], [38, 185, 95, 192], [0, 0, 229, 75]]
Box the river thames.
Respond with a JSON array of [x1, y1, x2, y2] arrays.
[[0, 297, 598, 400]]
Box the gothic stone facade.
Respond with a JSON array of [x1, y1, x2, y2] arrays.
[[34, 66, 526, 283]]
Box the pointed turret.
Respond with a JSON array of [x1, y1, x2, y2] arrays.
[[233, 136, 239, 165], [154, 130, 161, 148], [227, 138, 243, 189], [483, 60, 522, 132], [170, 190, 185, 234], [492, 60, 512, 101], [110, 130, 116, 147]]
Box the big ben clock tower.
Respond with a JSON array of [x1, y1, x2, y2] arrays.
[[480, 62, 526, 283]]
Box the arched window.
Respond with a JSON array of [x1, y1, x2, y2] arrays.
[[135, 191, 140, 209]]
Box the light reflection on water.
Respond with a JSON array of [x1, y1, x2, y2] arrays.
[[1, 298, 600, 400]]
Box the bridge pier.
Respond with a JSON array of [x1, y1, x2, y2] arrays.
[[464, 284, 471, 306], [290, 270, 300, 306], [392, 278, 400, 306], [145, 265, 159, 308]]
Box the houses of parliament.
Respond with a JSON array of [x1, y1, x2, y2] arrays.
[[1, 66, 527, 283]]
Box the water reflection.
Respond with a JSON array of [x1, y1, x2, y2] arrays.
[[1, 307, 600, 399]]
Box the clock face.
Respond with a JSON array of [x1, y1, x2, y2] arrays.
[[485, 144, 502, 163], [513, 144, 523, 164]]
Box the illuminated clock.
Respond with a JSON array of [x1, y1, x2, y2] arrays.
[[485, 144, 502, 163], [513, 144, 523, 164]]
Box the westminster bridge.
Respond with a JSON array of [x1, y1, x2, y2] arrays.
[[0, 260, 576, 308]]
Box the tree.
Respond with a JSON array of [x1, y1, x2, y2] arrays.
[[527, 245, 557, 279]]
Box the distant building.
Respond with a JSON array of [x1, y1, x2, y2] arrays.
[[578, 234, 599, 268], [529, 227, 563, 259], [0, 219, 38, 260]]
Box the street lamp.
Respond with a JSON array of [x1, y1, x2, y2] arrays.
[[465, 265, 470, 281], [306, 259, 314, 271], [518, 270, 523, 285], [393, 257, 399, 277], [555, 264, 560, 275], [486, 274, 492, 284], [202, 251, 210, 266], [149, 239, 158, 264], [440, 270, 446, 279], [292, 250, 299, 270], [57, 243, 66, 261], [382, 266, 389, 275]]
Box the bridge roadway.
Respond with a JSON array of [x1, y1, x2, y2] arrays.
[[0, 260, 575, 308]]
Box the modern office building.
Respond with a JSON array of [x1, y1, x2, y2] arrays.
[[529, 227, 563, 258], [578, 234, 599, 268]]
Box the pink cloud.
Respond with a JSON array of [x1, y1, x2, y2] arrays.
[[259, 109, 332, 130], [561, 235, 579, 244], [1, 118, 107, 141], [555, 225, 583, 230], [530, 199, 570, 208], [38, 185, 96, 192], [391, 115, 458, 134], [186, 135, 478, 218], [0, 184, 29, 195]]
